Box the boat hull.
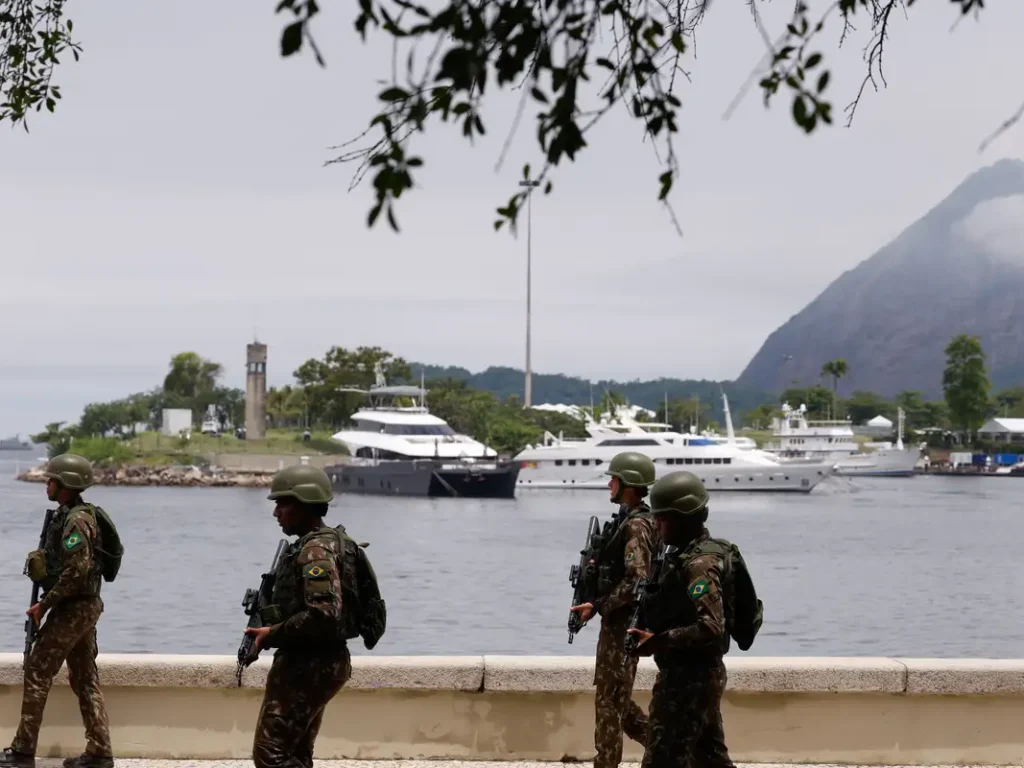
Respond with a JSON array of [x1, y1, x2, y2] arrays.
[[515, 461, 832, 493], [325, 459, 520, 499]]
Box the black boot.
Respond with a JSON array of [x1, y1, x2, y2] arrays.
[[0, 749, 35, 768], [61, 755, 113, 768]]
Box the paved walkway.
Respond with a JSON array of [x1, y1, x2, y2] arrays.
[[32, 762, 1024, 768]]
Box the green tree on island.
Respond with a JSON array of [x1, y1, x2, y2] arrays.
[[820, 359, 849, 417], [942, 334, 990, 438], [4, 1, 1000, 233]]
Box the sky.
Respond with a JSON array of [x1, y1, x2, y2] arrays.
[[2, 0, 1023, 437]]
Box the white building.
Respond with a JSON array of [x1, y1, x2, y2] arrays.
[[977, 418, 1024, 443]]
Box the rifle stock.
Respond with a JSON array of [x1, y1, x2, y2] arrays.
[[623, 543, 669, 666], [236, 538, 288, 685], [24, 508, 55, 669]]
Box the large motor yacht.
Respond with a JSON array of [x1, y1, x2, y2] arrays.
[[762, 403, 922, 477], [514, 395, 835, 493], [324, 365, 520, 498]]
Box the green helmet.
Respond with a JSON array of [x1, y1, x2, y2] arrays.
[[267, 465, 334, 504], [649, 471, 709, 517], [605, 451, 656, 487], [43, 453, 94, 491]]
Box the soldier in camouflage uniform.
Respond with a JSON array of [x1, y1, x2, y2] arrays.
[[244, 465, 352, 768], [569, 451, 657, 768], [626, 471, 734, 768], [1, 454, 113, 768]]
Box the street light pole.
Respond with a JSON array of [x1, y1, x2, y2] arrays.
[[519, 177, 540, 408]]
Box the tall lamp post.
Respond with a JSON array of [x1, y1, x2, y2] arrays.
[[519, 177, 540, 407]]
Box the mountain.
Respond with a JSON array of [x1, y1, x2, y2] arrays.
[[736, 158, 1024, 399], [408, 363, 774, 419]]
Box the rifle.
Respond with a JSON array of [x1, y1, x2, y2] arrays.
[[236, 538, 288, 685], [24, 508, 55, 668], [567, 506, 630, 643], [567, 515, 602, 643], [622, 543, 670, 667]]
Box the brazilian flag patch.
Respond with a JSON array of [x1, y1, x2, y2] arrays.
[[625, 550, 636, 562], [63, 532, 84, 552], [302, 562, 329, 580], [688, 577, 709, 599]]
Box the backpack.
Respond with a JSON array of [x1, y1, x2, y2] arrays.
[[333, 524, 387, 650], [73, 503, 124, 583], [687, 537, 762, 651]]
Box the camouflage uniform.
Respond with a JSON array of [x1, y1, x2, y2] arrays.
[[253, 467, 351, 768], [638, 472, 735, 768], [589, 452, 658, 768], [592, 504, 654, 768], [15, 504, 112, 760]]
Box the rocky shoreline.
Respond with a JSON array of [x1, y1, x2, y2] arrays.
[[16, 463, 273, 488]]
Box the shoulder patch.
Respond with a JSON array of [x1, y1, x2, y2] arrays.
[[625, 550, 636, 561], [687, 577, 710, 599], [63, 531, 86, 553], [302, 560, 332, 580]]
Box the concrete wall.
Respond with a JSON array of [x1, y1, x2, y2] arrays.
[[206, 453, 349, 473], [1, 655, 1023, 764]]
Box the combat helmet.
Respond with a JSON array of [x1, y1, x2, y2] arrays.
[[268, 465, 334, 504], [604, 451, 656, 488], [649, 470, 709, 518], [42, 453, 94, 491]]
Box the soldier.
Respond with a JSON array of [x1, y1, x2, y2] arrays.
[[1, 454, 114, 768], [244, 465, 352, 768], [626, 470, 735, 768], [569, 451, 657, 768]]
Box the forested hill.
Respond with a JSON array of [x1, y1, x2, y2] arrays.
[[408, 363, 774, 417]]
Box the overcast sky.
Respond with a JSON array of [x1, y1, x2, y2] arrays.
[[2, 0, 1023, 436]]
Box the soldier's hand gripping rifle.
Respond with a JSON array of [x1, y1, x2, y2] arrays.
[[23, 508, 55, 669], [236, 539, 288, 685], [623, 544, 668, 667], [567, 515, 602, 643]]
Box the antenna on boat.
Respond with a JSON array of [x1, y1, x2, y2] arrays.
[[722, 391, 736, 445], [420, 369, 426, 409]]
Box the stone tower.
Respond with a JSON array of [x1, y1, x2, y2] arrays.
[[245, 341, 267, 440]]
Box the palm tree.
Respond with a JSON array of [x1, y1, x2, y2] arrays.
[[820, 359, 849, 418]]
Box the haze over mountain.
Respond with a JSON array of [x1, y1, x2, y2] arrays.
[[737, 159, 1024, 400]]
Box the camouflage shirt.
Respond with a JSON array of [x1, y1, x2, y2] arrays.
[[263, 526, 344, 650], [643, 528, 727, 656], [38, 503, 102, 612], [594, 503, 656, 619]]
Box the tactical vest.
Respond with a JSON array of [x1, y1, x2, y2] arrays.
[[41, 506, 103, 597], [268, 526, 342, 625], [643, 535, 731, 657], [596, 503, 654, 598]]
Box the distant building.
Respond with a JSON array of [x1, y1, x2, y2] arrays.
[[978, 418, 1024, 443], [161, 408, 192, 436]]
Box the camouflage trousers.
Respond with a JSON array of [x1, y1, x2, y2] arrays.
[[252, 647, 352, 768], [593, 617, 649, 768], [640, 657, 734, 768], [13, 596, 111, 757]]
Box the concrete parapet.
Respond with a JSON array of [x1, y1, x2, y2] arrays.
[[0, 654, 1022, 764]]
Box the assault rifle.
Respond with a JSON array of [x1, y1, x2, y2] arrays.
[[23, 509, 55, 668], [567, 515, 601, 643], [566, 506, 630, 643], [622, 543, 670, 667], [236, 538, 288, 685]]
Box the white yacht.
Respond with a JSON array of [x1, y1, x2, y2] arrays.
[[762, 403, 921, 477], [514, 395, 835, 493], [325, 365, 520, 498]]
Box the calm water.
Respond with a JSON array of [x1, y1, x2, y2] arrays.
[[1, 456, 1022, 658]]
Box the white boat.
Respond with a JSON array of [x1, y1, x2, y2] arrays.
[[513, 394, 835, 493], [0, 435, 31, 451], [763, 403, 922, 477], [326, 364, 519, 498]]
